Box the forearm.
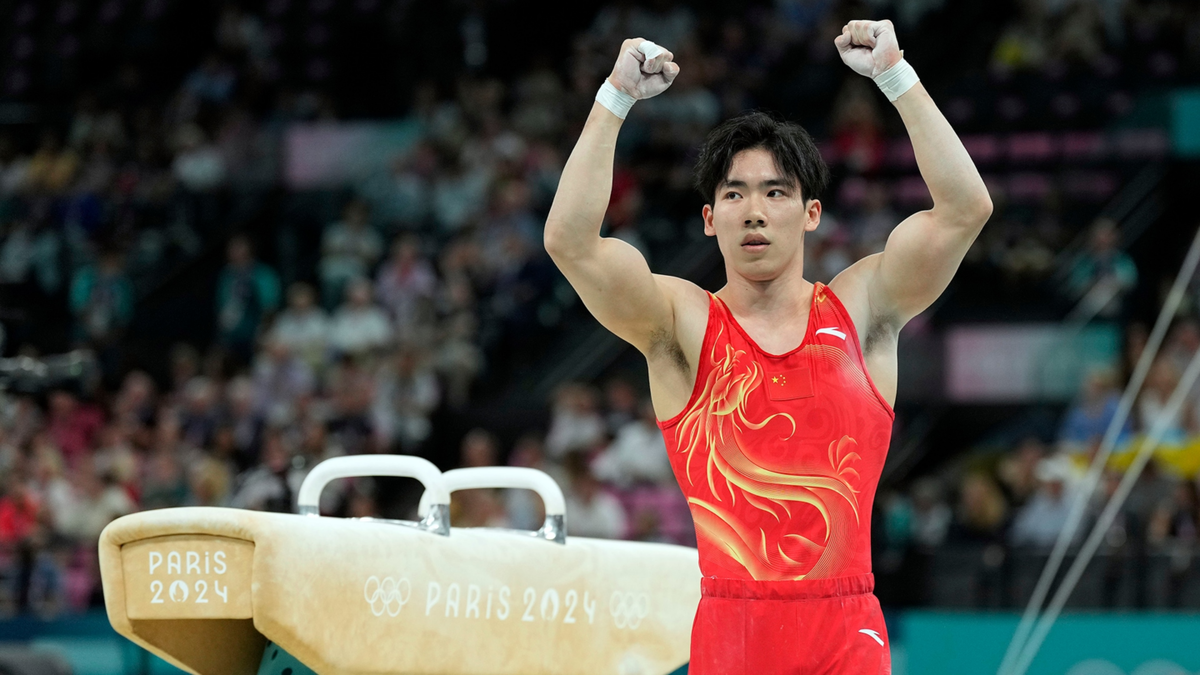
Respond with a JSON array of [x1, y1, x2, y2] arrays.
[[544, 99, 624, 258], [892, 83, 992, 223]]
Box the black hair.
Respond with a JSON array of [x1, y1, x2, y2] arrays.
[[693, 110, 830, 205]]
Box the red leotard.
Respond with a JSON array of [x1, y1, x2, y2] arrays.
[[658, 282, 895, 674]]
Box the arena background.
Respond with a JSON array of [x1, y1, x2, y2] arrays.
[[0, 0, 1198, 673]]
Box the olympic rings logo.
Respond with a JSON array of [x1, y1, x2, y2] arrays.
[[609, 591, 650, 630], [364, 576, 411, 617]]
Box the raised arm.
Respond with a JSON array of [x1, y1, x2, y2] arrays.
[[544, 39, 682, 354], [834, 21, 993, 325]]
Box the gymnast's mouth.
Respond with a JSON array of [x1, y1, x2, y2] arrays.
[[741, 234, 770, 251]]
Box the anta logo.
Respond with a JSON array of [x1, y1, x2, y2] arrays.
[[858, 628, 885, 646], [815, 327, 847, 340]]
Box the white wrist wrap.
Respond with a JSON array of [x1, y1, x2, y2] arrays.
[[873, 58, 919, 102], [596, 79, 636, 119]]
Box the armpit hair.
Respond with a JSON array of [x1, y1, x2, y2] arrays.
[[863, 310, 901, 356], [648, 328, 689, 372]]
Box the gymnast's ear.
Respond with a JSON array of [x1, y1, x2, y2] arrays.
[[804, 199, 822, 232], [702, 203, 716, 237]]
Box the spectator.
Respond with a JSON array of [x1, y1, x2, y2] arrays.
[[910, 477, 952, 549], [228, 430, 300, 513], [374, 234, 438, 343], [328, 278, 393, 357], [451, 488, 509, 529], [26, 132, 79, 195], [372, 346, 441, 453], [171, 124, 227, 193], [58, 466, 135, 543], [225, 376, 266, 470], [1063, 219, 1138, 321], [28, 443, 76, 537], [319, 199, 383, 310], [324, 355, 377, 456], [459, 428, 500, 469], [139, 449, 190, 511], [178, 378, 221, 451], [167, 344, 202, 403], [91, 425, 138, 500], [1149, 479, 1199, 606], [269, 283, 330, 371], [602, 378, 641, 436], [1058, 367, 1131, 452], [562, 452, 627, 540], [112, 371, 157, 438], [68, 249, 135, 350], [1149, 480, 1199, 545], [950, 473, 1009, 544], [431, 150, 491, 235], [997, 437, 1048, 509], [1137, 358, 1190, 442], [358, 142, 437, 231], [215, 236, 282, 366], [251, 339, 315, 426], [0, 474, 41, 549], [0, 219, 63, 295], [46, 392, 104, 470], [592, 399, 673, 488], [187, 457, 233, 508], [0, 470, 54, 615], [545, 383, 606, 460], [433, 313, 483, 410], [1010, 457, 1077, 548], [182, 53, 236, 105]]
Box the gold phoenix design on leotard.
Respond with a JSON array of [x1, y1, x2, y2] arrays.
[[676, 329, 861, 580]]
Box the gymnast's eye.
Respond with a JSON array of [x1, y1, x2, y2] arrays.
[[768, 189, 785, 197], [725, 192, 740, 200]]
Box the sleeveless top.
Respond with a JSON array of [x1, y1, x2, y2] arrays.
[[657, 282, 895, 582]]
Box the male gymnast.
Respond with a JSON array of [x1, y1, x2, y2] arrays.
[[544, 20, 991, 673]]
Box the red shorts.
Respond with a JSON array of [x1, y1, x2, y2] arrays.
[[689, 573, 891, 675]]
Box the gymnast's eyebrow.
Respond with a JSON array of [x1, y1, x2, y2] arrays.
[[720, 178, 793, 190]]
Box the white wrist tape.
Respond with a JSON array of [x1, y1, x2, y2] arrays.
[[873, 58, 919, 102], [596, 79, 636, 119]]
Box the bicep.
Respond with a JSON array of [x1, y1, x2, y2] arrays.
[[869, 210, 983, 323], [550, 237, 675, 353]]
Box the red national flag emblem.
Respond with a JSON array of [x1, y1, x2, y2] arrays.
[[766, 367, 814, 401]]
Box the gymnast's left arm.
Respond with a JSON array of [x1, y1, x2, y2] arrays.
[[834, 20, 993, 325]]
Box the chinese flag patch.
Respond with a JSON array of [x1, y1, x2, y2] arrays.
[[765, 367, 814, 401]]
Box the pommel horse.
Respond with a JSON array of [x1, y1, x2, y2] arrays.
[[98, 456, 699, 675]]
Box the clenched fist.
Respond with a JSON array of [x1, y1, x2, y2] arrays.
[[607, 38, 679, 100], [835, 20, 902, 79]]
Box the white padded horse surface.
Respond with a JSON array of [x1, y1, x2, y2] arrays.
[[100, 500, 700, 674]]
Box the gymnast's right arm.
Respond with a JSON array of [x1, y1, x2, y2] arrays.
[[543, 39, 680, 354]]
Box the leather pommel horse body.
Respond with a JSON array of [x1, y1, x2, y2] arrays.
[[99, 456, 700, 675]]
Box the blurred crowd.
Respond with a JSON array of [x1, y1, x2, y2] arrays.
[[0, 0, 1198, 616], [877, 314, 1200, 608]]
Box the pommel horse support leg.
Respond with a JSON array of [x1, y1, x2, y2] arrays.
[[99, 456, 700, 675]]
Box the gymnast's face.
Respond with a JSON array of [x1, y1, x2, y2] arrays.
[[702, 147, 821, 283]]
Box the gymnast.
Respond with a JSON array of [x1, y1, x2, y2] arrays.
[[544, 20, 992, 674]]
